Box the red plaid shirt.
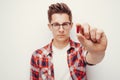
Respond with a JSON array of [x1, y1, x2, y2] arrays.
[[30, 39, 89, 80]]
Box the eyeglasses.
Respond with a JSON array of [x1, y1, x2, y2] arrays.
[[50, 22, 72, 30]]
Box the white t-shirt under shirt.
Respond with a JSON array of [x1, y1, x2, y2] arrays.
[[52, 43, 72, 80]]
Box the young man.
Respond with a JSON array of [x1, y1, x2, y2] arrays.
[[30, 3, 107, 80]]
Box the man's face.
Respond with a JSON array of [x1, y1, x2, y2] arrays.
[[48, 13, 73, 42]]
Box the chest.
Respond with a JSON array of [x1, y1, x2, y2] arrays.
[[38, 51, 86, 80]]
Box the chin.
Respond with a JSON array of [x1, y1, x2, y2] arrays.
[[56, 37, 69, 42]]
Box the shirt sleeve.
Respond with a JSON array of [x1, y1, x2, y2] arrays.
[[84, 51, 95, 66], [81, 46, 95, 66], [30, 53, 39, 80]]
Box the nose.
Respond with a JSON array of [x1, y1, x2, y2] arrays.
[[59, 25, 64, 32]]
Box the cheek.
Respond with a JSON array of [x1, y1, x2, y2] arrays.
[[52, 30, 57, 36], [66, 30, 71, 35]]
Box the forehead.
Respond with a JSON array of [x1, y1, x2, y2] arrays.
[[51, 13, 70, 23]]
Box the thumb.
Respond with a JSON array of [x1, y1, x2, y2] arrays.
[[77, 33, 86, 46]]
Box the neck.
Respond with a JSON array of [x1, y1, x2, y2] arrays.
[[52, 39, 70, 49]]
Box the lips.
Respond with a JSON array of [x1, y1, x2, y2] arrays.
[[58, 35, 65, 36], [57, 35, 65, 37]]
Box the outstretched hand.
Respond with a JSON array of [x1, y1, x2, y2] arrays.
[[76, 23, 107, 54]]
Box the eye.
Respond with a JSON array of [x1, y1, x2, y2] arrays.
[[62, 23, 67, 26], [52, 23, 60, 27], [62, 22, 71, 26]]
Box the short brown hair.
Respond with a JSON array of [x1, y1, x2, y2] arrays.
[[48, 3, 72, 23]]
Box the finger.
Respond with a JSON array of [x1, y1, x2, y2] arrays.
[[100, 33, 107, 46], [81, 23, 90, 39], [98, 33, 108, 51], [76, 24, 88, 46], [77, 32, 86, 46], [90, 27, 97, 42], [96, 29, 103, 43]]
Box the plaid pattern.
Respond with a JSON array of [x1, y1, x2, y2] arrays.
[[30, 39, 88, 80]]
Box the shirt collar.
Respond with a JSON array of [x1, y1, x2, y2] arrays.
[[46, 38, 76, 56]]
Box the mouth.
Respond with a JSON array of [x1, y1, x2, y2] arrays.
[[58, 35, 65, 36], [57, 35, 65, 37]]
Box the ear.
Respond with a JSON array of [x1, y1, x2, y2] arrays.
[[48, 24, 52, 31]]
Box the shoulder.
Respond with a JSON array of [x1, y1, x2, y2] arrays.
[[74, 41, 81, 47], [70, 40, 87, 54], [32, 44, 50, 58], [70, 39, 82, 48]]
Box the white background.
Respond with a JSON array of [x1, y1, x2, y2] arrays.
[[0, 0, 120, 80]]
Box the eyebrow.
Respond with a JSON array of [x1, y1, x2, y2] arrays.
[[51, 21, 71, 24]]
